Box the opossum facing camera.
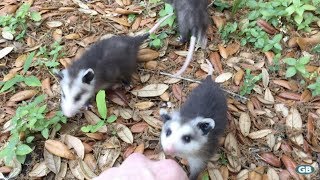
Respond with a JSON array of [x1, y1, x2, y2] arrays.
[[159, 70, 227, 180], [54, 13, 173, 117]]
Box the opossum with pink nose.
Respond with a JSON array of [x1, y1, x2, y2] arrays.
[[159, 73, 227, 180], [53, 13, 173, 118]]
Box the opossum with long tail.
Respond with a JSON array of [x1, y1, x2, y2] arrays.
[[54, 13, 174, 117], [165, 0, 210, 77]]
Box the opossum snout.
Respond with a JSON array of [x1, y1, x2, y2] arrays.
[[163, 144, 176, 155]]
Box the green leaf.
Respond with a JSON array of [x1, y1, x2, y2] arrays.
[[81, 125, 92, 133], [263, 44, 273, 51], [91, 120, 105, 132], [30, 12, 41, 21], [285, 5, 295, 15], [107, 115, 117, 123], [294, 14, 303, 24], [284, 58, 297, 65], [0, 75, 24, 93], [16, 144, 32, 156], [23, 51, 35, 73], [298, 56, 310, 65], [286, 67, 297, 78], [23, 76, 41, 86], [272, 34, 283, 43], [302, 4, 316, 11], [17, 154, 27, 164], [201, 171, 209, 180], [26, 136, 35, 143], [96, 90, 107, 120], [41, 128, 49, 139]]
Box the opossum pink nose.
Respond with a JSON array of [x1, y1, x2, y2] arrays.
[[164, 144, 175, 155]]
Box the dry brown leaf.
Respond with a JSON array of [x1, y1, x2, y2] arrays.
[[145, 61, 158, 70], [237, 169, 249, 180], [267, 168, 280, 180], [43, 148, 61, 174], [115, 0, 124, 6], [42, 78, 53, 97], [261, 68, 269, 88], [138, 48, 159, 62], [0, 4, 18, 15], [46, 21, 63, 28], [278, 92, 301, 101], [134, 143, 145, 154], [140, 74, 150, 83], [256, 19, 277, 35], [281, 154, 303, 180], [28, 162, 50, 178], [131, 84, 168, 97], [259, 152, 281, 167], [68, 160, 84, 180], [0, 166, 11, 174], [64, 33, 80, 40], [160, 91, 170, 101], [79, 160, 97, 179], [0, 46, 14, 59], [98, 149, 121, 171], [234, 69, 244, 85], [300, 89, 312, 102], [172, 84, 184, 101], [225, 43, 240, 56], [141, 115, 163, 129], [45, 140, 76, 160], [84, 154, 97, 172], [248, 129, 272, 139], [116, 123, 133, 144], [266, 133, 276, 149], [264, 88, 274, 103], [9, 90, 37, 102], [296, 32, 320, 51], [306, 114, 314, 142], [83, 142, 92, 154], [62, 134, 85, 159], [209, 52, 223, 74], [278, 170, 291, 180], [119, 108, 133, 120], [132, 16, 141, 31], [286, 108, 302, 131], [131, 122, 149, 133], [107, 90, 129, 106], [15, 54, 27, 67], [215, 72, 233, 83], [134, 101, 154, 110], [53, 29, 62, 41], [272, 79, 292, 90], [218, 44, 228, 59], [103, 136, 121, 149], [239, 113, 251, 137], [224, 133, 241, 172], [124, 145, 135, 158], [212, 15, 226, 29], [84, 111, 108, 133], [208, 168, 223, 180], [274, 104, 289, 117], [106, 16, 130, 26]]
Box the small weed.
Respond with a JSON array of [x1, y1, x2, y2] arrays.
[[149, 32, 168, 49], [308, 77, 320, 96], [81, 90, 117, 133], [0, 95, 67, 166], [284, 56, 310, 78], [218, 151, 229, 166], [158, 3, 176, 28], [311, 44, 320, 54], [269, 53, 281, 73], [0, 2, 41, 40], [211, 0, 231, 12], [240, 69, 262, 96], [127, 14, 136, 23], [220, 22, 238, 43], [35, 41, 64, 69]]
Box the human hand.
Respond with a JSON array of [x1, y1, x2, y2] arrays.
[[93, 153, 188, 180]]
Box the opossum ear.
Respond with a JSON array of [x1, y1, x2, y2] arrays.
[[195, 118, 215, 136], [159, 108, 171, 123], [82, 68, 94, 84], [53, 69, 63, 80]]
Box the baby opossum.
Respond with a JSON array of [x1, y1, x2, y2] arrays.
[[165, 0, 210, 76], [54, 13, 173, 117], [159, 60, 227, 180]]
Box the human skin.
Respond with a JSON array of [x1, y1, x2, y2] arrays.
[[93, 153, 188, 180]]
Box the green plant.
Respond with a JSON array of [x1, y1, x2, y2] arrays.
[[149, 32, 168, 49], [262, 34, 283, 53], [269, 53, 281, 73], [0, 2, 41, 40], [219, 22, 238, 43], [284, 56, 310, 78], [308, 77, 320, 96], [218, 151, 228, 166], [0, 95, 67, 166], [212, 0, 231, 12], [35, 41, 64, 69], [311, 44, 320, 54], [240, 69, 262, 96], [81, 90, 117, 133], [0, 51, 41, 93], [285, 0, 316, 25], [158, 3, 176, 28]]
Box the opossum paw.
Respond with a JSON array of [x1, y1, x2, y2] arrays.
[[83, 103, 93, 110], [177, 35, 187, 44]]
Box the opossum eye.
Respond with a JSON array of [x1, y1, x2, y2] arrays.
[[166, 128, 172, 137], [74, 94, 81, 102], [182, 135, 191, 143]]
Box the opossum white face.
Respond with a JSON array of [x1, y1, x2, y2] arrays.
[[55, 68, 95, 117], [159, 109, 215, 157]]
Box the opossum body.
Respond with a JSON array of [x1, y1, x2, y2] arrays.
[[54, 13, 173, 117], [159, 72, 227, 180], [165, 0, 210, 77]]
